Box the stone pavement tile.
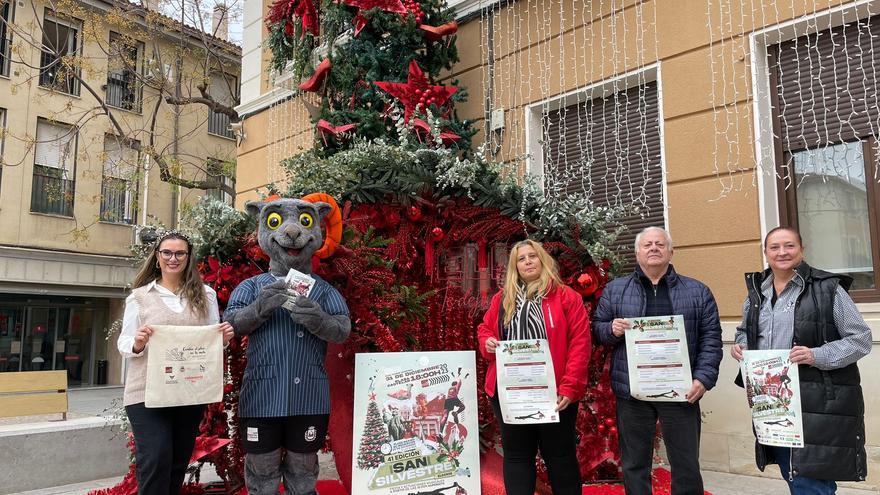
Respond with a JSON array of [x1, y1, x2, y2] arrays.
[[702, 470, 879, 495], [10, 477, 122, 495]]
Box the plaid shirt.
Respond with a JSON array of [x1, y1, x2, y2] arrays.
[[735, 272, 872, 370]]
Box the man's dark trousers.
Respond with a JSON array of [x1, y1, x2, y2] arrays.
[[616, 396, 703, 495]]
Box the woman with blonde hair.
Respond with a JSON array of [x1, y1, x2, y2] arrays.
[[477, 239, 591, 495], [117, 231, 234, 495]]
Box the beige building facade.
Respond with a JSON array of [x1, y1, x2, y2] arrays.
[[0, 0, 240, 387], [235, 0, 879, 486]]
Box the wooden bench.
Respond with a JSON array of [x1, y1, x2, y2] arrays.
[[0, 370, 68, 420]]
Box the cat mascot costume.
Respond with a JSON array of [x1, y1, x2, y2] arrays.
[[224, 197, 350, 495]]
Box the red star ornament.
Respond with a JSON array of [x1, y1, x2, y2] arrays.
[[374, 60, 458, 123], [344, 0, 406, 35]]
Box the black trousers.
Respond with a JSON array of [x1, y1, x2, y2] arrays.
[[126, 402, 205, 495], [490, 393, 581, 495], [615, 397, 703, 495]]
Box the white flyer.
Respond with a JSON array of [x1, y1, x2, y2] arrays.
[[741, 350, 804, 448], [285, 267, 315, 297], [495, 339, 559, 424], [144, 324, 223, 408], [624, 315, 692, 402]]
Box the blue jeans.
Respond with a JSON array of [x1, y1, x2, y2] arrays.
[[770, 446, 837, 495]]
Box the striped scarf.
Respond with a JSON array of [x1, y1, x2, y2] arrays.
[[505, 284, 548, 341]]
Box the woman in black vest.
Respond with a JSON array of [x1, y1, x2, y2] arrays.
[[731, 227, 871, 494]]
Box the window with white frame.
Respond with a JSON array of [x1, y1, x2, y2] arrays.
[[540, 80, 664, 270], [32, 119, 77, 216], [39, 12, 80, 96], [769, 14, 880, 301], [100, 136, 139, 224], [206, 158, 234, 204]]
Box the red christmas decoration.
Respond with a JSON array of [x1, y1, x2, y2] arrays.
[[402, 0, 424, 24], [374, 60, 458, 123], [267, 0, 319, 38], [406, 205, 423, 221], [430, 226, 445, 241], [419, 21, 458, 41], [344, 0, 406, 36], [317, 119, 357, 146], [411, 118, 462, 147], [299, 58, 332, 92]]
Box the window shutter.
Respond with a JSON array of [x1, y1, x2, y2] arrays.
[[543, 81, 664, 270], [211, 73, 235, 106], [35, 121, 75, 174], [771, 15, 880, 152], [103, 137, 138, 178]]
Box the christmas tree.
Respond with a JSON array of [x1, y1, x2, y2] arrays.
[[357, 394, 391, 469], [265, 0, 475, 153]]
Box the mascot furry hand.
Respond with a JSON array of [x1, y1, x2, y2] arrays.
[[225, 198, 350, 342]]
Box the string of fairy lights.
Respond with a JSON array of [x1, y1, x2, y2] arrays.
[[263, 1, 880, 221]]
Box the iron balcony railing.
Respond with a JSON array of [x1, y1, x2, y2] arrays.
[[31, 164, 75, 217], [39, 51, 80, 96], [208, 109, 234, 139], [105, 71, 142, 112], [100, 176, 135, 224]]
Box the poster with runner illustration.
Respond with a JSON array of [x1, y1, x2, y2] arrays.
[[352, 351, 480, 495], [741, 349, 804, 448]]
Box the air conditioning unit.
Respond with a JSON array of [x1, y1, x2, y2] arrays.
[[143, 59, 174, 84], [132, 225, 157, 245]]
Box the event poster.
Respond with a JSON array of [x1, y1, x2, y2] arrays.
[[144, 324, 223, 408], [741, 350, 804, 448], [495, 339, 559, 424], [624, 315, 692, 402], [352, 351, 480, 495]]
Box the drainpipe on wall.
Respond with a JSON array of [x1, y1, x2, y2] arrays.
[[142, 155, 150, 225], [484, 14, 495, 152]]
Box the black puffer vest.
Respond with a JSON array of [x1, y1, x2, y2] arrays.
[[740, 262, 866, 481]]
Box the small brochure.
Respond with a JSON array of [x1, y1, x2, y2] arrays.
[[495, 339, 559, 424], [624, 315, 692, 402], [741, 350, 804, 448], [285, 267, 315, 297]]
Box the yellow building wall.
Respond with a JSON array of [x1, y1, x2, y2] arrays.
[[0, 0, 239, 258], [237, 0, 879, 484]]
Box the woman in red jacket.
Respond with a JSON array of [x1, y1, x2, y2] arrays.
[[478, 239, 591, 495]]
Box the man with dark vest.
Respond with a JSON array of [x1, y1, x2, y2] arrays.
[[593, 226, 723, 494], [732, 226, 871, 494]]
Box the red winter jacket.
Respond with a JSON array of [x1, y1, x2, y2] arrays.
[[477, 284, 591, 401]]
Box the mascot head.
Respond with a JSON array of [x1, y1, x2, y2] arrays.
[[246, 198, 331, 276]]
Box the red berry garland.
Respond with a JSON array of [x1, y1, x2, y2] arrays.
[[403, 0, 424, 24]]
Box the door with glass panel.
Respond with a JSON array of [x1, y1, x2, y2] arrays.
[[0, 307, 24, 372]]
